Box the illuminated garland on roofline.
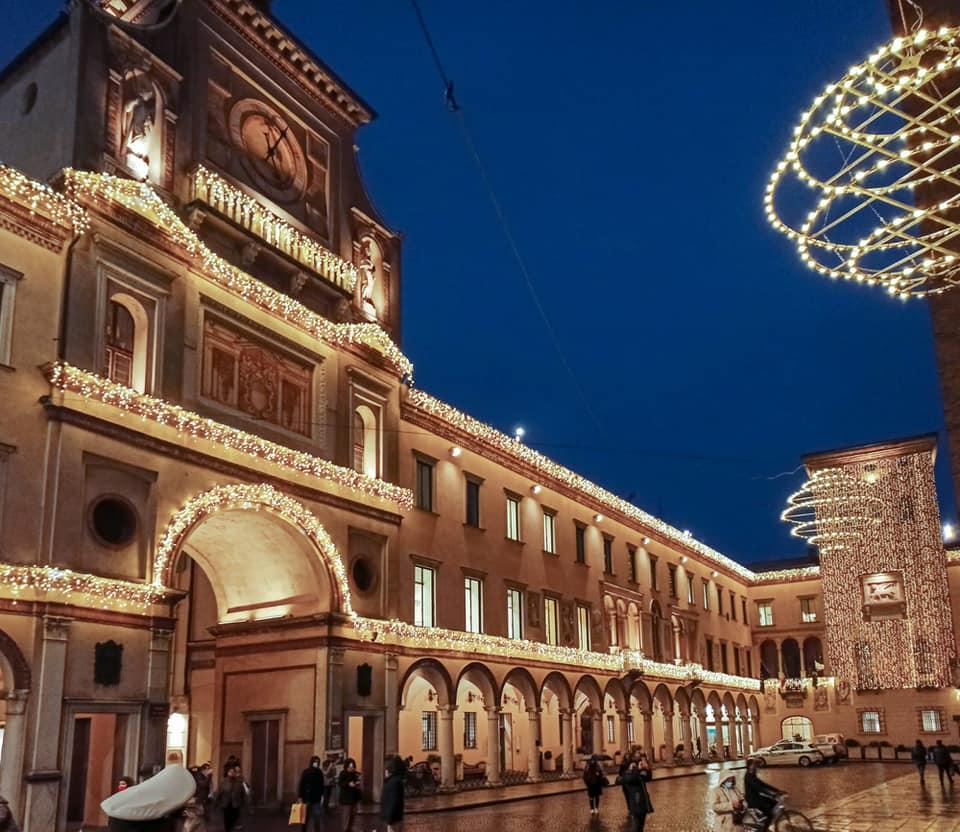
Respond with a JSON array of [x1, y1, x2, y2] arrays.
[[0, 163, 88, 233], [63, 169, 412, 379], [47, 362, 413, 511], [0, 564, 168, 608]]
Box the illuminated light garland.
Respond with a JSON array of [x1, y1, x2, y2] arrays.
[[46, 362, 413, 510], [62, 170, 412, 379], [766, 26, 960, 298], [0, 163, 88, 233], [0, 563, 168, 608], [192, 166, 357, 292], [751, 565, 821, 585], [406, 390, 759, 582], [781, 468, 884, 553]]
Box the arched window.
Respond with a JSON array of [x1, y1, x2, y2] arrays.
[[106, 293, 150, 392], [781, 638, 802, 679], [759, 640, 779, 679], [650, 601, 663, 663], [352, 405, 378, 478], [802, 637, 823, 675], [781, 716, 813, 742]]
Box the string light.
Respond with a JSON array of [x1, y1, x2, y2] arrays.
[[62, 169, 413, 379], [0, 564, 168, 608], [192, 166, 357, 292], [46, 362, 413, 510], [0, 163, 87, 233], [766, 26, 960, 297]]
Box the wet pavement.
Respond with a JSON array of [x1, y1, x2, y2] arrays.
[[210, 762, 910, 832]]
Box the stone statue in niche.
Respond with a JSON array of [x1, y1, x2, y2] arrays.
[[95, 640, 124, 686], [813, 685, 828, 711], [120, 68, 157, 180], [357, 237, 378, 320]]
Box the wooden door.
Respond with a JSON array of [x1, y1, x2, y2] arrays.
[[66, 718, 91, 824], [249, 719, 279, 806]]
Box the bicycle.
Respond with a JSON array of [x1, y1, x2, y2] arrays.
[[742, 794, 813, 832]]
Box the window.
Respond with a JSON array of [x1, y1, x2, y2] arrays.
[[717, 586, 724, 615], [628, 546, 638, 583], [734, 647, 742, 676], [575, 523, 586, 563], [421, 711, 437, 750], [105, 299, 135, 387], [577, 604, 591, 650], [413, 564, 435, 627], [543, 510, 557, 554], [859, 710, 883, 734], [705, 638, 715, 671], [544, 597, 559, 646], [758, 602, 774, 627], [465, 478, 481, 527], [800, 597, 817, 623], [416, 458, 434, 511], [687, 574, 695, 605], [781, 716, 814, 743], [464, 711, 478, 748], [606, 715, 616, 743], [0, 265, 20, 365], [720, 642, 729, 674], [730, 592, 737, 621], [920, 709, 944, 733], [742, 597, 748, 625], [668, 564, 678, 598], [603, 537, 614, 574], [351, 398, 382, 478], [650, 556, 659, 590], [506, 495, 521, 541], [747, 650, 753, 677], [507, 587, 523, 639], [464, 576, 483, 633], [702, 579, 710, 610]]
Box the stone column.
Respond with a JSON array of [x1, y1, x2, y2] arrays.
[[680, 711, 693, 763], [326, 647, 345, 751], [143, 628, 172, 771], [751, 715, 761, 751], [1, 690, 29, 820], [735, 721, 745, 759], [662, 710, 675, 765], [384, 654, 399, 758], [23, 616, 71, 832], [618, 709, 631, 756], [591, 710, 603, 756], [673, 622, 683, 663], [485, 707, 502, 785], [561, 709, 575, 775], [526, 708, 542, 781], [698, 710, 710, 761], [608, 610, 619, 647], [775, 640, 784, 678], [642, 711, 654, 762], [437, 705, 456, 791]]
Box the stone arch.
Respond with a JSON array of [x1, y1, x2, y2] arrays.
[[500, 667, 538, 707], [803, 636, 823, 675], [690, 687, 707, 716], [706, 690, 723, 715], [748, 694, 761, 717], [400, 658, 454, 708], [782, 638, 802, 678], [721, 691, 736, 719], [156, 483, 351, 619], [759, 639, 779, 679], [0, 629, 30, 693], [652, 683, 674, 714], [628, 679, 652, 713], [540, 672, 573, 712], [673, 685, 691, 716], [456, 662, 498, 707], [603, 677, 627, 713], [574, 675, 603, 712]]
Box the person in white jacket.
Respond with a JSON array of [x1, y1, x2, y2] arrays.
[[712, 774, 745, 830]]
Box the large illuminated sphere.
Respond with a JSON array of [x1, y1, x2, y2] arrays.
[[766, 27, 960, 298]]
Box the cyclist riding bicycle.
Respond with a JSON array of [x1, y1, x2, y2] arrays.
[[744, 757, 784, 831]]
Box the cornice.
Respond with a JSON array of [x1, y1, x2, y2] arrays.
[[0, 191, 74, 253]]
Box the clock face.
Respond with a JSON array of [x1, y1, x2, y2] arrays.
[[228, 99, 307, 203]]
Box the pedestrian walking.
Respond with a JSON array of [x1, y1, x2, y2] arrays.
[[582, 755, 607, 815], [617, 752, 634, 808], [214, 764, 247, 832], [620, 759, 654, 831], [912, 739, 927, 784], [320, 758, 336, 811], [338, 758, 362, 832], [297, 755, 325, 831], [934, 739, 954, 787], [380, 756, 406, 832], [712, 774, 745, 831]]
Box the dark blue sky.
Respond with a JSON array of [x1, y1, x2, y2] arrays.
[[4, 1, 953, 563]]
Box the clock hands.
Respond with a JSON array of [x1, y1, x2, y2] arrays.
[[263, 124, 289, 163]]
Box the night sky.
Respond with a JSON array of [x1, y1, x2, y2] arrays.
[[3, 1, 953, 564]]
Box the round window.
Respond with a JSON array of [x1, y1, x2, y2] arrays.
[[351, 558, 376, 593], [89, 497, 138, 547]]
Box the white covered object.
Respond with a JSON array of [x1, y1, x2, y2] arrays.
[[100, 765, 196, 821]]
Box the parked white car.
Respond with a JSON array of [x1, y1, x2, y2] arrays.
[[749, 740, 824, 767]]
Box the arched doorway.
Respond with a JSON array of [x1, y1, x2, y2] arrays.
[[781, 716, 814, 742]]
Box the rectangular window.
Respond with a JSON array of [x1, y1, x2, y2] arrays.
[[650, 556, 659, 590], [506, 495, 521, 541], [921, 709, 943, 733], [544, 597, 559, 646], [465, 478, 481, 527], [747, 650, 753, 677], [742, 597, 748, 624], [464, 576, 484, 634], [758, 602, 774, 627], [507, 588, 523, 639], [416, 459, 434, 511], [575, 523, 586, 563], [717, 586, 724, 615], [730, 592, 737, 621], [734, 647, 742, 676], [859, 710, 883, 734], [687, 574, 695, 605], [705, 638, 714, 671], [668, 564, 678, 598], [606, 715, 616, 744], [800, 597, 817, 623], [421, 711, 437, 750], [413, 565, 435, 627], [702, 579, 710, 610], [543, 510, 557, 554], [463, 711, 478, 748], [603, 537, 614, 574], [577, 604, 591, 650], [720, 642, 729, 674], [628, 546, 638, 583], [0, 267, 20, 365]]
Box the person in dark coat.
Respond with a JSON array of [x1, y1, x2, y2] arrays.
[[297, 755, 325, 831], [745, 758, 783, 832], [380, 756, 406, 832], [337, 758, 362, 832], [912, 739, 928, 784], [933, 739, 953, 787], [620, 760, 654, 831], [582, 757, 607, 815], [213, 765, 247, 832]]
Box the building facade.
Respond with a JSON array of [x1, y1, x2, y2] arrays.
[[0, 3, 957, 831]]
